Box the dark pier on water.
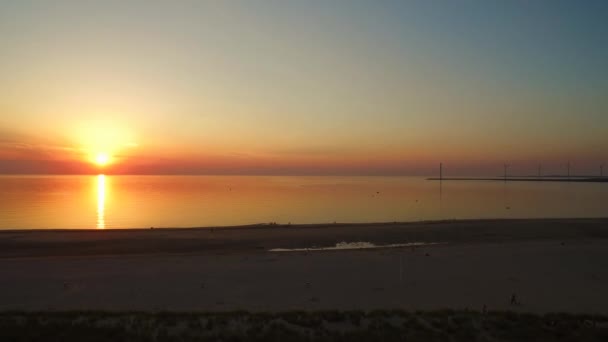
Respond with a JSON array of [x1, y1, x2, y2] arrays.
[[427, 177, 608, 183]]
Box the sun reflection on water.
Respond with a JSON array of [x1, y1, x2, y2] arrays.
[[97, 174, 105, 229]]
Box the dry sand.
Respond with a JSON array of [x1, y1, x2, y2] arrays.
[[0, 218, 607, 313]]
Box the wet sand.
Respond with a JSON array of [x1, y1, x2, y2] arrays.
[[0, 218, 607, 313]]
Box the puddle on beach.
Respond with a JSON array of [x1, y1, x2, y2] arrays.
[[269, 241, 440, 252]]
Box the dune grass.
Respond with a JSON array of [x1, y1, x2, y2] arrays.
[[1, 310, 607, 342]]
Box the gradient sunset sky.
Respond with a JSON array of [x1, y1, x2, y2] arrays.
[[1, 0, 606, 175]]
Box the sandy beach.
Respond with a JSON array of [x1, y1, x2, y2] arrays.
[[1, 218, 607, 313]]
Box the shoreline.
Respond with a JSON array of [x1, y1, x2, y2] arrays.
[[1, 218, 607, 258], [1, 216, 607, 232]]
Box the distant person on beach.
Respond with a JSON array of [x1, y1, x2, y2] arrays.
[[510, 293, 518, 305]]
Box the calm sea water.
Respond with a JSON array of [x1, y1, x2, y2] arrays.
[[0, 175, 606, 229]]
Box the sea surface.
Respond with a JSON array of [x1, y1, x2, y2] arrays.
[[0, 175, 607, 229]]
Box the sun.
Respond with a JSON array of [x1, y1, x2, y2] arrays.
[[94, 153, 111, 166]]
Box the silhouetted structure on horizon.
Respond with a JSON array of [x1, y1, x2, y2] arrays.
[[427, 160, 608, 182]]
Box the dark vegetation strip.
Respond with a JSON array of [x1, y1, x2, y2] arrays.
[[1, 310, 607, 342]]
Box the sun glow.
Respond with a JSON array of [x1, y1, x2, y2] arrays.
[[94, 153, 111, 166], [74, 120, 138, 169]]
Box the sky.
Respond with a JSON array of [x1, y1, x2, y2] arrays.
[[0, 0, 606, 176]]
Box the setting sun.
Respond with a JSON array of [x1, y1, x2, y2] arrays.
[[1, 2, 608, 336], [94, 153, 111, 166]]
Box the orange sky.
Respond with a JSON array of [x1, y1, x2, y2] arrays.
[[0, 1, 606, 176]]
